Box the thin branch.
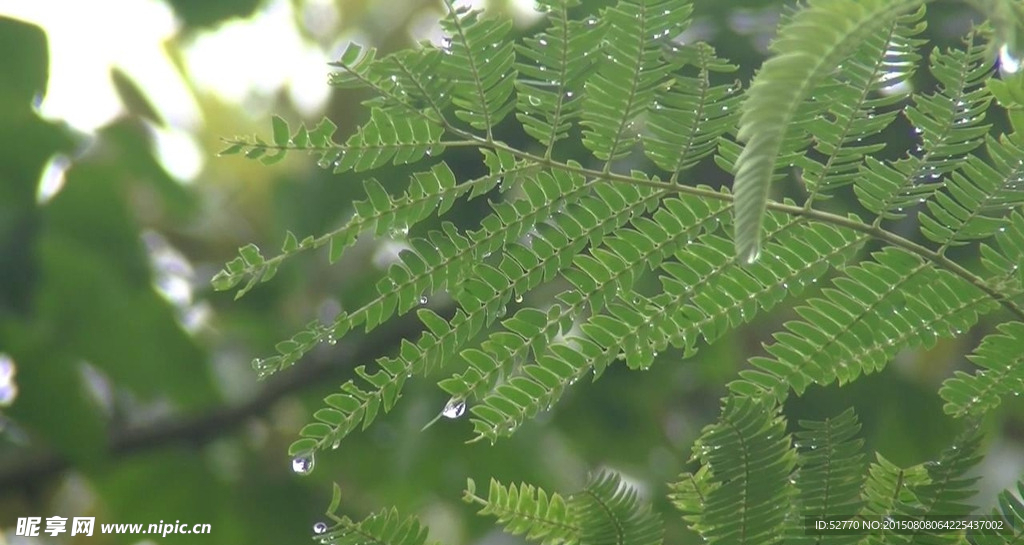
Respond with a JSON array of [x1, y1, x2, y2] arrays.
[[451, 133, 1024, 323], [0, 315, 424, 492]]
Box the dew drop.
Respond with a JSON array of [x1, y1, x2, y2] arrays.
[[313, 522, 329, 535], [742, 246, 761, 265], [514, 294, 523, 303], [419, 295, 429, 305], [292, 453, 315, 475], [442, 398, 467, 419], [538, 38, 548, 47], [1000, 44, 1022, 76], [528, 95, 541, 107]]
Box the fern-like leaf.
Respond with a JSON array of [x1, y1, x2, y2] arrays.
[[734, 0, 925, 262], [792, 409, 866, 545], [575, 472, 663, 545], [920, 133, 1024, 249], [464, 478, 580, 545], [799, 8, 926, 202], [457, 186, 725, 441], [315, 507, 432, 545], [515, 0, 602, 154], [855, 31, 993, 221], [690, 397, 796, 545], [858, 454, 930, 545], [668, 465, 718, 538], [940, 321, 1024, 418], [329, 43, 452, 124], [732, 248, 999, 401], [440, 1, 517, 135], [644, 43, 741, 178], [580, 0, 691, 163], [894, 430, 983, 544], [981, 208, 1024, 285], [466, 472, 660, 545]]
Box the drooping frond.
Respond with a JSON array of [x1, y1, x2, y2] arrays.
[[458, 204, 867, 443], [289, 170, 622, 452], [688, 397, 796, 545], [920, 133, 1024, 249], [515, 0, 603, 154], [439, 1, 517, 135], [733, 0, 926, 263], [732, 248, 999, 401], [799, 7, 926, 203], [463, 478, 580, 545], [574, 472, 663, 545], [791, 409, 866, 545], [434, 181, 664, 403], [644, 43, 742, 178], [580, 0, 692, 163], [630, 213, 862, 369], [940, 321, 1024, 418], [855, 31, 993, 221], [453, 186, 727, 442]]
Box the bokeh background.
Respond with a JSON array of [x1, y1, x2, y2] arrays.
[[1, 0, 1022, 543]]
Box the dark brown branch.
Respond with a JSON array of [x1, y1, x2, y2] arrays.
[[0, 315, 423, 492]]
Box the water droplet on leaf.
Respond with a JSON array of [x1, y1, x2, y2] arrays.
[[1000, 44, 1022, 76], [313, 522, 329, 534], [292, 453, 315, 475], [442, 398, 466, 419], [742, 247, 761, 265]]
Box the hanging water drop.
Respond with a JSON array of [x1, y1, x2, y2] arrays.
[[419, 295, 429, 305], [1000, 44, 1022, 76], [514, 294, 523, 303], [442, 398, 467, 419], [313, 522, 329, 535], [743, 247, 761, 265], [292, 452, 315, 475], [528, 95, 542, 107]]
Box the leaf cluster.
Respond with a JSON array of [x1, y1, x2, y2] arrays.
[[214, 0, 1024, 544]]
